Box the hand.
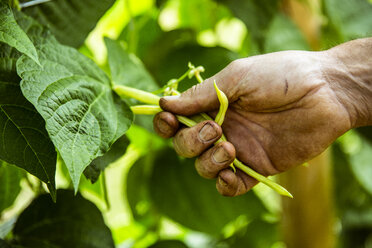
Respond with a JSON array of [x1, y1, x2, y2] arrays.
[[153, 50, 354, 197]]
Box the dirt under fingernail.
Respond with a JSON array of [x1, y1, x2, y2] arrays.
[[212, 146, 230, 163], [198, 123, 217, 142]]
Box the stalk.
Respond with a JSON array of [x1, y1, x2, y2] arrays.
[[20, 0, 51, 8], [114, 85, 160, 105], [234, 159, 293, 198], [213, 81, 228, 126], [131, 105, 162, 115]]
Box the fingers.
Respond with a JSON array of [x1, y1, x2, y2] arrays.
[[173, 120, 222, 158], [193, 139, 258, 197], [154, 112, 259, 197], [153, 112, 179, 138], [195, 141, 236, 179], [216, 169, 258, 197], [159, 59, 246, 116]]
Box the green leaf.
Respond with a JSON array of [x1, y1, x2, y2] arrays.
[[148, 149, 268, 235], [105, 38, 158, 132], [324, 0, 372, 40], [118, 11, 163, 59], [0, 10, 56, 58], [221, 219, 278, 248], [0, 4, 39, 64], [21, 0, 115, 48], [0, 217, 16, 239], [84, 135, 130, 183], [141, 28, 197, 69], [346, 134, 372, 195], [0, 239, 11, 248], [127, 155, 155, 221], [17, 40, 133, 191], [333, 141, 372, 224], [105, 37, 158, 92], [149, 240, 188, 248], [0, 55, 57, 198], [12, 190, 115, 248], [219, 0, 279, 51], [332, 142, 372, 246], [0, 161, 24, 213], [176, 0, 231, 32], [264, 13, 309, 53]]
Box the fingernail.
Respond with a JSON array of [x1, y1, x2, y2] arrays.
[[212, 146, 230, 163], [198, 123, 218, 142], [157, 119, 171, 134]]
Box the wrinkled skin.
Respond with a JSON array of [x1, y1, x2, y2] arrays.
[[153, 39, 372, 197]]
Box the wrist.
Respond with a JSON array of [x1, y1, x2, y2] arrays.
[[322, 38, 372, 128]]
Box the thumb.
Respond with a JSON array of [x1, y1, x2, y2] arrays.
[[160, 63, 242, 116]]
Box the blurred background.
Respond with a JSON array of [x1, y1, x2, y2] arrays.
[[2, 0, 372, 247]]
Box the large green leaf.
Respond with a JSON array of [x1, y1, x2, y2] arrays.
[[0, 162, 23, 213], [220, 219, 278, 248], [0, 217, 16, 239], [0, 4, 39, 64], [84, 135, 130, 183], [345, 134, 372, 196], [118, 11, 163, 60], [0, 239, 11, 248], [176, 0, 230, 32], [127, 155, 158, 222], [148, 149, 268, 235], [21, 0, 115, 48], [332, 142, 372, 247], [264, 13, 309, 53], [324, 0, 372, 41], [218, 0, 279, 52], [0, 43, 57, 197], [12, 190, 115, 248], [17, 39, 133, 190], [105, 37, 160, 132], [105, 37, 158, 92]]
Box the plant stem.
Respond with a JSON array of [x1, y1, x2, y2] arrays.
[[114, 85, 160, 105], [101, 171, 110, 210], [234, 159, 293, 198], [213, 81, 228, 126], [153, 68, 193, 95], [131, 105, 162, 115], [176, 115, 197, 127], [20, 0, 51, 8], [195, 72, 203, 84]]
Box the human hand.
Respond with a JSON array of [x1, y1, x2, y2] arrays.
[[153, 50, 354, 197]]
